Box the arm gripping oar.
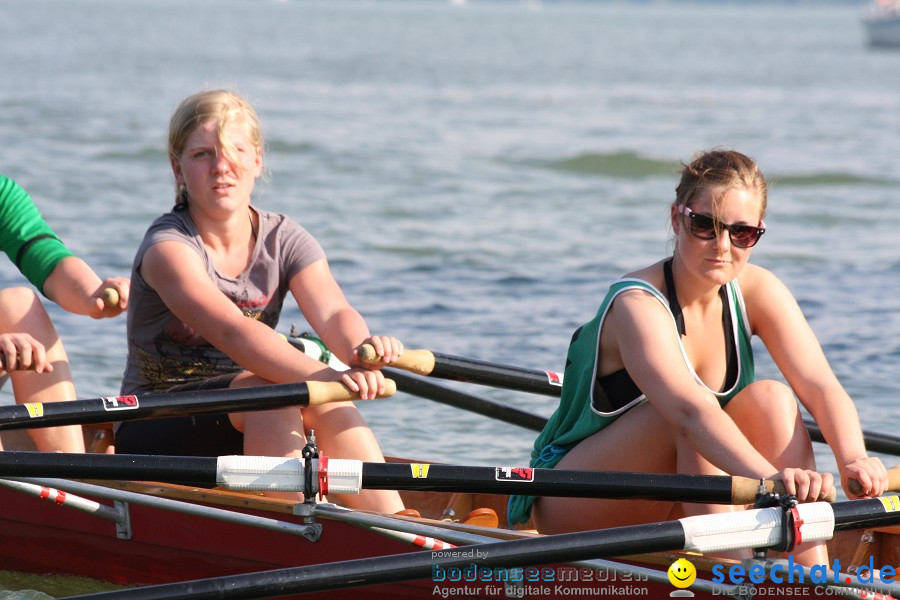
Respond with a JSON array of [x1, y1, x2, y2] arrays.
[[0, 379, 396, 431]]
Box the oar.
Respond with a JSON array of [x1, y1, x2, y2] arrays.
[[352, 460, 841, 504], [287, 335, 547, 432], [386, 369, 547, 432], [359, 343, 563, 396], [61, 496, 900, 600], [363, 343, 900, 457], [802, 417, 900, 456], [0, 380, 396, 431], [0, 451, 843, 503], [101, 287, 120, 307]]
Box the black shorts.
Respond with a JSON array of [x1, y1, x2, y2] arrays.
[[114, 374, 244, 457]]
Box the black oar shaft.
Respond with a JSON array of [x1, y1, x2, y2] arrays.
[[361, 344, 563, 397], [429, 351, 562, 396], [803, 417, 900, 457], [63, 521, 688, 600], [362, 462, 734, 502], [359, 462, 833, 504], [0, 451, 802, 503], [0, 451, 217, 485], [386, 369, 547, 432], [0, 380, 392, 431], [0, 382, 313, 430]]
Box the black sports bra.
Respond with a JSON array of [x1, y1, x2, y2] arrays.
[[594, 258, 738, 412]]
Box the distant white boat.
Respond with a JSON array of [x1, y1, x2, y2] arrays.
[[863, 0, 900, 48]]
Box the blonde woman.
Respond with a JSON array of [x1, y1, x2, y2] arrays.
[[116, 90, 404, 513]]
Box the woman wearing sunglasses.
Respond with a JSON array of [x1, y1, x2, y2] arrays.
[[508, 149, 887, 565]]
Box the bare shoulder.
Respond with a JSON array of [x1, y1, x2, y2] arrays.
[[736, 263, 792, 299], [737, 263, 803, 334]]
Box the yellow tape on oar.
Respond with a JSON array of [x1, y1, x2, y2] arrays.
[[880, 495, 900, 511], [24, 403, 43, 418], [410, 464, 430, 478]]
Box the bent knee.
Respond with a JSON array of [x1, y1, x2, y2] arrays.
[[738, 379, 797, 412], [0, 287, 39, 305], [0, 287, 44, 326], [728, 379, 802, 434]]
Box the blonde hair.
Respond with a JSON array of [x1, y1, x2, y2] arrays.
[[674, 149, 768, 218], [168, 90, 264, 205]]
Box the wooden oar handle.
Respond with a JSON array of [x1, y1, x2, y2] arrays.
[[358, 344, 435, 376], [306, 379, 397, 405], [848, 465, 900, 497], [732, 476, 837, 504], [101, 287, 120, 308]]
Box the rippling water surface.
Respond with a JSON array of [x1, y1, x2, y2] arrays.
[[2, 0, 900, 595]]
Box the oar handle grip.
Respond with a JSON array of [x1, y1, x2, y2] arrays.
[[306, 379, 397, 405], [0, 350, 37, 372], [732, 476, 837, 504], [358, 344, 435, 376], [101, 287, 120, 307], [847, 465, 900, 497]]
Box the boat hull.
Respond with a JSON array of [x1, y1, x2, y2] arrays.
[[2, 479, 898, 599]]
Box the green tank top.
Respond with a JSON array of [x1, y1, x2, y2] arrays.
[[0, 175, 74, 295], [507, 276, 755, 525]]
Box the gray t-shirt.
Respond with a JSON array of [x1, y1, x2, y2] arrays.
[[121, 206, 326, 394]]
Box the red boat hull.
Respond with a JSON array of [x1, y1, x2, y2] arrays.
[[1, 480, 896, 599]]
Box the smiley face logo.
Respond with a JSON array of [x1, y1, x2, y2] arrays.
[[667, 558, 696, 589]]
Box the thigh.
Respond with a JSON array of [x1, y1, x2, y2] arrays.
[[533, 401, 679, 533], [724, 380, 814, 469], [115, 414, 244, 457], [116, 374, 244, 457]]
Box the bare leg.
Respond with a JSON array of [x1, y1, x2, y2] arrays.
[[0, 288, 84, 452], [228, 373, 404, 513], [725, 380, 826, 566], [535, 380, 825, 566], [533, 400, 678, 533]]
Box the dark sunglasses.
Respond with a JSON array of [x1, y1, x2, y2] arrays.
[[677, 205, 766, 249]]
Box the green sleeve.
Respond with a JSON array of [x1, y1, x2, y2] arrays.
[[0, 175, 75, 295]]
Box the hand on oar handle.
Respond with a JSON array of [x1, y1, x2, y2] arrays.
[[848, 465, 900, 497], [0, 349, 38, 373], [358, 343, 435, 375], [306, 379, 397, 405], [732, 476, 837, 504], [101, 287, 120, 308]]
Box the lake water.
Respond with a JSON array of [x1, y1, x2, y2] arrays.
[[1, 0, 899, 596]]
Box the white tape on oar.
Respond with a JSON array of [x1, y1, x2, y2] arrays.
[[680, 502, 835, 553], [320, 458, 363, 495], [216, 456, 305, 491], [215, 455, 363, 495]]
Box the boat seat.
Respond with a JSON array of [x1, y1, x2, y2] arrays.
[[458, 507, 499, 528]]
